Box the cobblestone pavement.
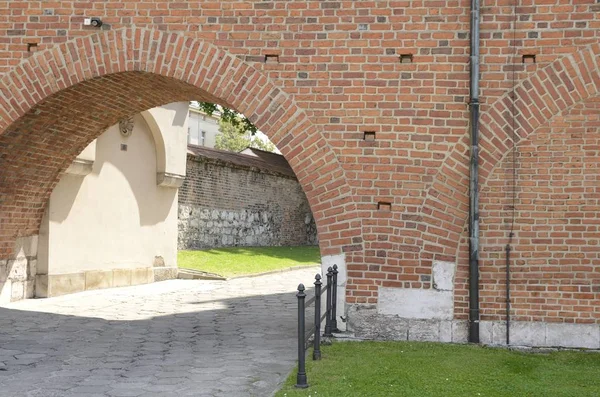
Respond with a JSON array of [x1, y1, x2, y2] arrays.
[[0, 267, 320, 397]]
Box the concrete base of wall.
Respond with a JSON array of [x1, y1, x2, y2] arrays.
[[153, 267, 178, 282], [479, 320, 600, 349], [345, 305, 467, 343], [35, 266, 178, 298], [346, 304, 600, 349]]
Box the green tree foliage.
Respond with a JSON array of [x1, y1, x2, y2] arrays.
[[250, 136, 277, 152], [214, 119, 251, 152], [195, 102, 258, 134], [214, 118, 276, 153]]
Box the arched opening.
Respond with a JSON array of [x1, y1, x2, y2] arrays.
[[177, 104, 320, 279], [0, 28, 358, 302], [0, 27, 360, 395]]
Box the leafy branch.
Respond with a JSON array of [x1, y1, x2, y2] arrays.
[[193, 102, 258, 134]]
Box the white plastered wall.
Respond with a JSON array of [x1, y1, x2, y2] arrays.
[[36, 102, 188, 295], [142, 102, 189, 180]]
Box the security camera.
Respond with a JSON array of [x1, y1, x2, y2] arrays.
[[83, 17, 103, 27], [90, 17, 103, 27]]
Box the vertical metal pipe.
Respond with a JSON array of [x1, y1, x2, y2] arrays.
[[295, 284, 308, 388], [468, 0, 481, 344], [331, 264, 339, 332], [323, 267, 333, 337], [313, 274, 322, 360], [505, 243, 511, 345]]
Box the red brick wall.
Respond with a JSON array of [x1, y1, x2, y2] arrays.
[[0, 1, 599, 322], [472, 99, 600, 324]]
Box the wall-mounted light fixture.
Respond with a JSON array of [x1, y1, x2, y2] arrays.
[[84, 17, 103, 28]]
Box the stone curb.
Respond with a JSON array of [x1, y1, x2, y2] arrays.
[[177, 268, 226, 280], [226, 264, 320, 280], [177, 263, 320, 281]]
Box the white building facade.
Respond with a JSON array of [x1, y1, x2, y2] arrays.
[[187, 106, 220, 148], [33, 103, 189, 298]]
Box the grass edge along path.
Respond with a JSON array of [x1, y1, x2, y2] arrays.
[[177, 245, 321, 278], [276, 341, 600, 397]]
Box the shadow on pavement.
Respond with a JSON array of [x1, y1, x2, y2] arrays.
[[0, 274, 318, 397]]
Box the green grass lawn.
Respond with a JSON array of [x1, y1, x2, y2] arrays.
[[276, 341, 600, 397], [177, 246, 320, 278]]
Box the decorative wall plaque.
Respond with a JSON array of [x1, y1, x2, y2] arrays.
[[119, 116, 134, 137]]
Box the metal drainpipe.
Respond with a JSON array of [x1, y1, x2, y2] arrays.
[[505, 241, 512, 345], [468, 0, 481, 344]]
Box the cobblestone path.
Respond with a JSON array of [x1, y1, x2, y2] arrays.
[[0, 267, 319, 396]]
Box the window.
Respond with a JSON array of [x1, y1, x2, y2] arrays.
[[188, 112, 211, 146], [188, 126, 199, 145], [188, 113, 201, 145]]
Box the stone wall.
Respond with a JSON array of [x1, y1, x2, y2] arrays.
[[0, 237, 37, 303], [346, 308, 600, 349], [178, 153, 318, 250]]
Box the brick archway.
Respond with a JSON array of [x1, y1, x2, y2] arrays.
[[417, 43, 600, 262], [0, 27, 357, 257]]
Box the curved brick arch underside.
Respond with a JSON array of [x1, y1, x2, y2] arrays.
[[0, 27, 357, 257], [417, 43, 600, 262]]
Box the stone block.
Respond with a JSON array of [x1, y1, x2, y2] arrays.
[[408, 319, 440, 342], [153, 267, 177, 282], [0, 260, 7, 283], [321, 253, 346, 284], [85, 270, 113, 291], [451, 320, 468, 343], [25, 280, 35, 298], [112, 269, 131, 288], [14, 235, 38, 258], [147, 268, 154, 283], [65, 159, 93, 176], [378, 287, 453, 320], [546, 323, 600, 349], [47, 273, 85, 297], [432, 261, 455, 291], [439, 320, 452, 343], [156, 171, 185, 188], [35, 275, 48, 298], [0, 282, 11, 304], [8, 257, 28, 281], [11, 280, 25, 301], [321, 254, 346, 331], [510, 321, 546, 347], [479, 321, 493, 345], [131, 268, 150, 285], [346, 304, 409, 340], [28, 259, 37, 280], [492, 321, 508, 345]]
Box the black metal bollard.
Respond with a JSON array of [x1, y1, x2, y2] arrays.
[[313, 274, 322, 360], [323, 267, 334, 337], [295, 284, 309, 388], [332, 264, 340, 333]]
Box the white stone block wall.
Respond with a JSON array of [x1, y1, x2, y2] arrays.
[[0, 236, 37, 304]]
